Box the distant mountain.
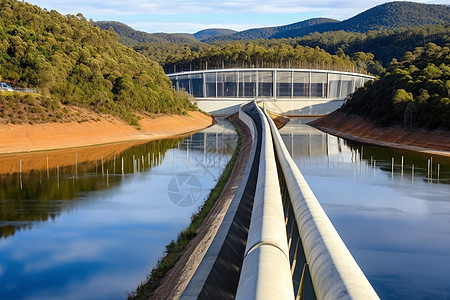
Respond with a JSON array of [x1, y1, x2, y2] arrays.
[[194, 28, 237, 41], [206, 2, 450, 41], [95, 21, 197, 45], [206, 18, 339, 41], [270, 18, 340, 39], [333, 1, 450, 32]]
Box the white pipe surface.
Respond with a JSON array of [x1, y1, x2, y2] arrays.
[[263, 109, 380, 300], [236, 103, 295, 300]]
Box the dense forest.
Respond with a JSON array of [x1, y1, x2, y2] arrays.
[[160, 42, 368, 74], [0, 0, 196, 125], [343, 43, 450, 129], [293, 24, 450, 67], [161, 24, 450, 73]]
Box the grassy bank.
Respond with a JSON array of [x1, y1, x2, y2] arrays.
[[127, 121, 243, 300]]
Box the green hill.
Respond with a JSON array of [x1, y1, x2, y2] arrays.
[[0, 0, 195, 126], [206, 18, 339, 41], [95, 21, 197, 45], [194, 28, 237, 41], [343, 43, 450, 129], [294, 24, 450, 67], [334, 2, 450, 33]]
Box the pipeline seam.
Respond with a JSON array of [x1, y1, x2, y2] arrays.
[[245, 241, 290, 261]]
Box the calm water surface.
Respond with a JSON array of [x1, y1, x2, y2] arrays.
[[1, 117, 449, 300], [280, 118, 450, 300], [0, 119, 237, 300]]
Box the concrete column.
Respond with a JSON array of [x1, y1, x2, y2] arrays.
[[308, 71, 312, 97], [291, 70, 294, 99], [203, 72, 206, 97], [273, 70, 277, 98]]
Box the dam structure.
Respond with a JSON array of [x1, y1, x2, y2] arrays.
[[167, 68, 374, 116], [179, 102, 380, 300]]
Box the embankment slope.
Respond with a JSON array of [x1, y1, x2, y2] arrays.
[[310, 110, 450, 157], [0, 111, 212, 154]]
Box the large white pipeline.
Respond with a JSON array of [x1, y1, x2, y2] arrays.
[[263, 109, 380, 300], [236, 103, 295, 300]]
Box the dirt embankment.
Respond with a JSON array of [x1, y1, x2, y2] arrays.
[[0, 111, 212, 155], [310, 110, 450, 157]]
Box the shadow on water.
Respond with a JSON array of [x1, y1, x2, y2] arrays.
[[0, 138, 182, 239]]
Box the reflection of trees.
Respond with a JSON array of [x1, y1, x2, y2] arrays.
[[0, 138, 180, 239], [346, 141, 450, 181], [189, 131, 237, 180]]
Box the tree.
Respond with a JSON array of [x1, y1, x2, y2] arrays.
[[445, 80, 450, 98]]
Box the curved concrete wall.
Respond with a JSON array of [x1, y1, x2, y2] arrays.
[[168, 68, 373, 99], [168, 68, 374, 116], [263, 109, 380, 300], [236, 103, 294, 300]]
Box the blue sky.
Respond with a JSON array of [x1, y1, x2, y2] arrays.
[[26, 0, 449, 34]]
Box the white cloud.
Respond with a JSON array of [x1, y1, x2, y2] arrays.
[[0, 238, 11, 250], [27, 269, 143, 300], [23, 239, 113, 273]]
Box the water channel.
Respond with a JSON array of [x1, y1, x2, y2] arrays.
[[1, 117, 449, 299], [0, 119, 237, 300], [280, 118, 450, 300]]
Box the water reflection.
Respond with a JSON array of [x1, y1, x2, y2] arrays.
[[0, 139, 179, 239], [280, 118, 450, 300], [280, 118, 450, 185], [0, 119, 237, 300]]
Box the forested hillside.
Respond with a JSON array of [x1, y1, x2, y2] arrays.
[[90, 2, 450, 76], [0, 0, 195, 125], [194, 28, 237, 41], [208, 18, 339, 42], [95, 21, 197, 45], [123, 24, 450, 77], [294, 24, 450, 66], [343, 43, 450, 129]]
